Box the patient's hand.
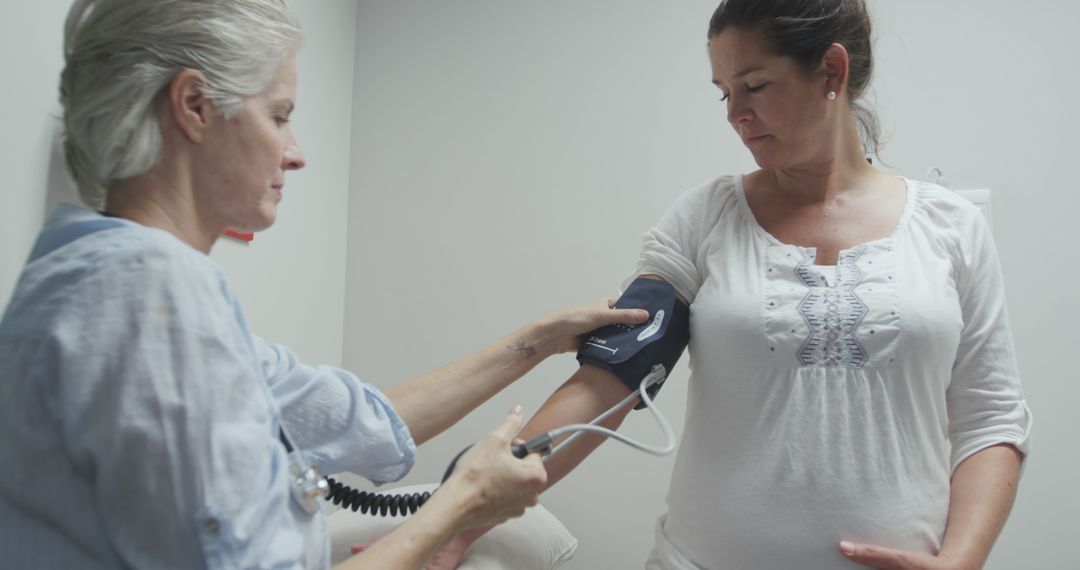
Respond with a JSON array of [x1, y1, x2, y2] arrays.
[[349, 530, 388, 555], [423, 533, 470, 569]]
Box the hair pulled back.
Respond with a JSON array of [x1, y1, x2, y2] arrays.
[[60, 0, 302, 207], [708, 0, 880, 155]]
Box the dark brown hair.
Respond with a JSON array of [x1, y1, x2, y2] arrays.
[[708, 0, 881, 155]]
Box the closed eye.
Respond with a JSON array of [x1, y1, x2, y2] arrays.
[[717, 82, 768, 102], [275, 101, 296, 125]]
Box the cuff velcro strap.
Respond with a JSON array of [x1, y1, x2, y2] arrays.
[[576, 278, 689, 409]]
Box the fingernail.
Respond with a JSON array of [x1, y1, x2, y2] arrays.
[[509, 405, 522, 415], [840, 541, 855, 556]]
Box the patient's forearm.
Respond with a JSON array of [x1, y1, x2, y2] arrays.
[[455, 366, 635, 549], [937, 443, 1023, 567], [519, 365, 636, 489]]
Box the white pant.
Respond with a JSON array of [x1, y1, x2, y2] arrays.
[[645, 514, 708, 570]]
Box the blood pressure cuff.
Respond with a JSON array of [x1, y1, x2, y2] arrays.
[[576, 278, 690, 409]]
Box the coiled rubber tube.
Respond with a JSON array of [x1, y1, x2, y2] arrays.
[[323, 365, 673, 517], [325, 477, 431, 517]]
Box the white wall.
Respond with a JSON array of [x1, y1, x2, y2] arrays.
[[344, 1, 1079, 568], [213, 0, 359, 366], [1, 2, 72, 310], [0, 1, 358, 366]]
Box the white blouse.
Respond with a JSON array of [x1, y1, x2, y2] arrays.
[[636, 175, 1031, 569]]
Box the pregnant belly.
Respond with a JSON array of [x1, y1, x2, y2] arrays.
[[660, 474, 948, 570]]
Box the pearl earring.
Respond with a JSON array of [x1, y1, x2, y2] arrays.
[[827, 91, 837, 100]]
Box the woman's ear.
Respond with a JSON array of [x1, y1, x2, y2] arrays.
[[166, 68, 213, 143], [820, 42, 850, 97]]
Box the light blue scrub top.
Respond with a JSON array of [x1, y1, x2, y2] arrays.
[[0, 204, 416, 568]]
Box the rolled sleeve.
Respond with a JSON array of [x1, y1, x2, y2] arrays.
[[258, 340, 416, 483], [626, 179, 719, 303], [632, 226, 702, 303], [947, 212, 1032, 473]]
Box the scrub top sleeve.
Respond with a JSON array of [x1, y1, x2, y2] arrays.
[[257, 339, 416, 483], [946, 212, 1032, 473]]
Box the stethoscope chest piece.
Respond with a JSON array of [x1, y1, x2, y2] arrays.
[[287, 450, 330, 514], [280, 426, 331, 515]]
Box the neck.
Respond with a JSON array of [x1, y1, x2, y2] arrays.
[[770, 112, 877, 204], [104, 164, 221, 254]]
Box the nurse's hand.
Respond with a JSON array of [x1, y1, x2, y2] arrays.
[[533, 297, 649, 355], [439, 405, 547, 530], [840, 541, 964, 570]]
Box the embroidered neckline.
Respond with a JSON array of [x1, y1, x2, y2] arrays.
[[794, 246, 870, 367], [734, 175, 917, 259]]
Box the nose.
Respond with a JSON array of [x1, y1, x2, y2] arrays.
[[283, 144, 306, 171], [726, 93, 752, 127], [283, 137, 306, 171]]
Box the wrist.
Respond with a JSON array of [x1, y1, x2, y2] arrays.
[[434, 475, 486, 529], [505, 318, 564, 361], [935, 548, 982, 570], [459, 525, 491, 544]]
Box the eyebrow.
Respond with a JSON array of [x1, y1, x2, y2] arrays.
[[712, 65, 766, 86]]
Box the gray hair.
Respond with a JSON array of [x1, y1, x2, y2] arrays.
[[60, 0, 302, 208]]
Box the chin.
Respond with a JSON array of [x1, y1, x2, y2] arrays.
[[234, 206, 277, 234], [251, 214, 277, 232], [749, 149, 792, 170], [750, 153, 776, 169]]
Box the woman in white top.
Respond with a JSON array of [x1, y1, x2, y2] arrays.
[[450, 1, 1032, 568]]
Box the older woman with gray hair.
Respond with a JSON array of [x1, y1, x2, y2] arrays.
[[0, 1, 647, 568]]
